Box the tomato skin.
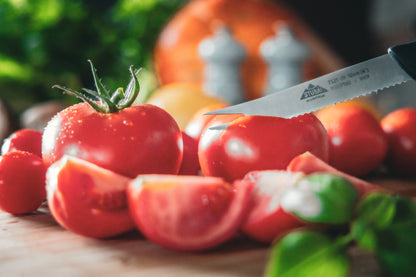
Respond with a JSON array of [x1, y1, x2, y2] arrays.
[[42, 103, 183, 178], [381, 107, 416, 176], [178, 132, 200, 175], [46, 155, 135, 238], [127, 174, 253, 251], [184, 104, 229, 141], [316, 103, 388, 176], [0, 151, 46, 214], [199, 114, 329, 182], [2, 129, 42, 157]]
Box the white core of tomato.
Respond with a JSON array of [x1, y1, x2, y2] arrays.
[[129, 176, 145, 192], [45, 155, 69, 201], [225, 138, 253, 158], [280, 179, 322, 217], [255, 171, 305, 213], [42, 114, 62, 155], [199, 129, 222, 150]]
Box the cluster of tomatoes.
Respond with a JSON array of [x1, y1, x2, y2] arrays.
[[315, 103, 416, 178], [0, 84, 415, 252]]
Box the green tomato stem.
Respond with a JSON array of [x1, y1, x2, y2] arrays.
[[53, 61, 142, 113]]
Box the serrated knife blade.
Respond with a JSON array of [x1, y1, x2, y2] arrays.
[[206, 41, 416, 119]]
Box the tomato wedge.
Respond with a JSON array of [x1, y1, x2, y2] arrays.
[[239, 170, 305, 243], [46, 155, 135, 238], [127, 174, 253, 251], [287, 152, 381, 197]]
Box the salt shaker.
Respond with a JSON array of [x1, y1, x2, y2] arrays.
[[198, 26, 246, 104], [260, 24, 309, 95]]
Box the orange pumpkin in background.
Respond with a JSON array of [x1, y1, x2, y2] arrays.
[[154, 0, 344, 101]]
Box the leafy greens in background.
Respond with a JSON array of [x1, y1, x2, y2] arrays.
[[0, 0, 186, 113]]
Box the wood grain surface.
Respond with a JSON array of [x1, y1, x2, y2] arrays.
[[0, 178, 414, 277]]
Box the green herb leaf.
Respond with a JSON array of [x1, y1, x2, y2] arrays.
[[281, 173, 358, 224], [264, 230, 349, 277], [352, 193, 416, 277], [374, 197, 416, 277], [354, 192, 397, 229]]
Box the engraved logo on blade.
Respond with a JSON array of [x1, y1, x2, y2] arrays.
[[300, 84, 328, 102]]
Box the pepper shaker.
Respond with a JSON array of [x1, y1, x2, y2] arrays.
[[198, 25, 246, 104], [260, 23, 309, 95]]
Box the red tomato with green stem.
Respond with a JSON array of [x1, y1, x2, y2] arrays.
[[42, 61, 183, 178], [199, 114, 329, 182], [0, 151, 46, 215]]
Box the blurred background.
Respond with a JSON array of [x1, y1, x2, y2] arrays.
[[0, 0, 415, 135]]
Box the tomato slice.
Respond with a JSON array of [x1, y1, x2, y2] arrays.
[[46, 155, 135, 238], [287, 152, 381, 197], [239, 170, 305, 243], [127, 174, 253, 251]]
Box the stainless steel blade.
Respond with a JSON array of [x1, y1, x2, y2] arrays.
[[206, 54, 412, 118]]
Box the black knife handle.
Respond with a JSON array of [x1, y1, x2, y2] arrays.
[[388, 40, 416, 80]]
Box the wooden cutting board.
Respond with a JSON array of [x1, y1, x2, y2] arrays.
[[0, 179, 414, 277]]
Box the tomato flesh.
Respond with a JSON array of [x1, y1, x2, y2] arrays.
[[239, 170, 305, 243], [287, 152, 381, 197], [46, 155, 135, 238], [127, 174, 253, 251]]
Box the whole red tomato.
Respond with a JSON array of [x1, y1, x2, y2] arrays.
[[0, 151, 46, 214], [2, 129, 42, 157], [178, 132, 200, 175], [381, 107, 416, 176], [199, 113, 329, 182], [316, 103, 388, 177], [43, 62, 183, 178]]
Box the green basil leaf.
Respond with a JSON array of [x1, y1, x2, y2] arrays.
[[354, 192, 396, 229], [375, 197, 416, 277], [351, 220, 377, 251], [264, 230, 349, 277], [281, 173, 358, 224]]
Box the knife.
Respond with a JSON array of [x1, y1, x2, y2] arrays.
[[206, 40, 416, 119]]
